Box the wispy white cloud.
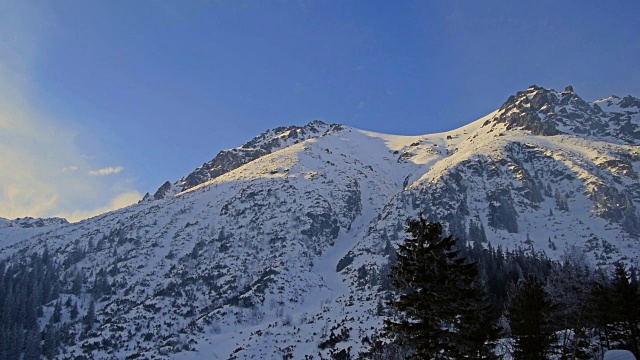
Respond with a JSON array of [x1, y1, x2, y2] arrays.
[[56, 191, 141, 223], [0, 1, 142, 222], [88, 166, 124, 176]]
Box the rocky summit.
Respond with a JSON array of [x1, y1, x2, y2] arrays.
[[1, 85, 639, 359]]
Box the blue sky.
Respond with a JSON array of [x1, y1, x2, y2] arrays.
[[1, 0, 639, 221]]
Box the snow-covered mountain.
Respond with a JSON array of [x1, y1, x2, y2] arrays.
[[1, 85, 639, 359], [0, 216, 69, 250]]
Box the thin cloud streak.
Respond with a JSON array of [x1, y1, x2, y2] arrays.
[[88, 166, 124, 176]]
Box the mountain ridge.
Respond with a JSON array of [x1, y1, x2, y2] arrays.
[[1, 85, 639, 359], [145, 84, 640, 204]]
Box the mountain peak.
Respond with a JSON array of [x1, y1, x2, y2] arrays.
[[176, 120, 340, 192], [620, 95, 640, 109], [494, 85, 639, 144], [0, 216, 69, 228], [153, 180, 174, 200], [307, 119, 328, 127]]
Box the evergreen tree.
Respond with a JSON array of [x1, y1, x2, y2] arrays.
[[70, 269, 84, 295], [51, 300, 62, 323], [545, 246, 594, 359], [609, 263, 640, 355], [468, 217, 488, 244], [23, 328, 41, 360], [70, 301, 79, 320], [508, 276, 556, 360], [623, 194, 639, 235], [0, 250, 65, 360], [587, 271, 616, 351], [456, 278, 501, 359], [42, 323, 59, 359], [83, 300, 95, 332], [555, 189, 569, 211], [385, 218, 498, 359]]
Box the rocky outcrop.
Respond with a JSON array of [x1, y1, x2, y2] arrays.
[[179, 120, 337, 191], [0, 216, 69, 228], [494, 85, 640, 144]]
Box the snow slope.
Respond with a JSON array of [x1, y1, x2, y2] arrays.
[[0, 216, 69, 250]]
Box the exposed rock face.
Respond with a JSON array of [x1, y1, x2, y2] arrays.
[[179, 120, 337, 191], [153, 181, 173, 200], [494, 85, 640, 144], [0, 216, 69, 228]]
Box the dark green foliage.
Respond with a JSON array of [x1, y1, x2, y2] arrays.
[[71, 270, 85, 294], [23, 328, 41, 360], [0, 250, 67, 360], [487, 188, 519, 233], [555, 189, 569, 211], [385, 218, 498, 359], [467, 217, 488, 244], [70, 301, 79, 320], [508, 276, 556, 360], [91, 268, 112, 298], [42, 324, 60, 358], [364, 335, 413, 360], [587, 273, 615, 349], [84, 300, 96, 332], [52, 300, 63, 323], [318, 327, 350, 350], [545, 248, 595, 359], [374, 216, 640, 359], [462, 242, 554, 314], [62, 242, 87, 269], [592, 263, 640, 356]]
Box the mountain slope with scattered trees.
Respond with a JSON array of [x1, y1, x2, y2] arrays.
[[0, 85, 639, 359]]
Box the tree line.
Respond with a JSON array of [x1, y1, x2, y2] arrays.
[[366, 217, 640, 360], [0, 245, 96, 360]]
